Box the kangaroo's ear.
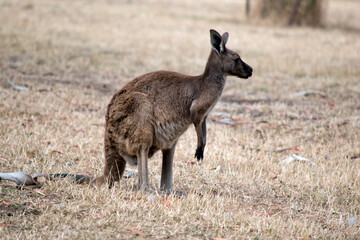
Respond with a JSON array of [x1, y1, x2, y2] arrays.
[[222, 32, 229, 46], [210, 29, 223, 55]]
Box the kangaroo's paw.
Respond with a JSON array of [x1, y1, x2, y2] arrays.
[[194, 147, 204, 161]]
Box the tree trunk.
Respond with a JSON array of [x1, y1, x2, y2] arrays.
[[246, 0, 250, 17], [288, 0, 302, 25]]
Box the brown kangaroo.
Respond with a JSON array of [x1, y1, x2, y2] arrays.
[[94, 29, 253, 192]]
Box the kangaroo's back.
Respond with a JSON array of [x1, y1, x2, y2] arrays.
[[106, 70, 200, 152]]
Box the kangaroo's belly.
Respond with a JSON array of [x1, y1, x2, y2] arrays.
[[154, 120, 191, 149]]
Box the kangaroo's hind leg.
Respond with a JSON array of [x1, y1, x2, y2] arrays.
[[160, 142, 177, 193], [137, 146, 150, 191]]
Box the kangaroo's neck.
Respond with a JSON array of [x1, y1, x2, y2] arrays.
[[202, 50, 226, 85]]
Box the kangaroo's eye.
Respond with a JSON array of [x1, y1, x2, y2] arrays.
[[234, 58, 240, 64]]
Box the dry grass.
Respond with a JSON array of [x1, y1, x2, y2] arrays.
[[1, 0, 360, 239]]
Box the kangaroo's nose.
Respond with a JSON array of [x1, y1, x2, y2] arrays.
[[248, 66, 253, 77]]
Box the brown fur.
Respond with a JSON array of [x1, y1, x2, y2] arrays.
[[94, 29, 253, 192]]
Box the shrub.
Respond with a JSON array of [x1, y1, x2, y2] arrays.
[[255, 0, 325, 26]]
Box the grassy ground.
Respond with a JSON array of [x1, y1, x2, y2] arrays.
[[1, 0, 360, 239]]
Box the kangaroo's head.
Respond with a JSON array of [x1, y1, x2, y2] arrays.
[[210, 29, 253, 79]]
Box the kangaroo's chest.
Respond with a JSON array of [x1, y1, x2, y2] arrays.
[[206, 93, 222, 116], [192, 82, 225, 118]]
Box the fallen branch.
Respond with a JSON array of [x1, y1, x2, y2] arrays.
[[124, 167, 138, 179], [32, 173, 92, 184], [0, 172, 37, 185], [279, 154, 316, 166], [7, 78, 29, 92], [273, 147, 300, 153], [0, 172, 90, 186], [293, 90, 326, 98], [0, 168, 139, 186]]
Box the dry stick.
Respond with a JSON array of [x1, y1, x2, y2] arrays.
[[289, 0, 302, 25], [6, 78, 29, 92], [1, 168, 138, 186], [241, 145, 299, 154], [0, 172, 37, 186], [293, 90, 327, 98], [273, 147, 298, 153]]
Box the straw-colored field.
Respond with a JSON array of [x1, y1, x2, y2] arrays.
[[1, 0, 360, 239]]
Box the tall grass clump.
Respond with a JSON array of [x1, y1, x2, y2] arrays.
[[255, 0, 325, 26]]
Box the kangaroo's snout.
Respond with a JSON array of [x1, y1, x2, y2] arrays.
[[241, 60, 253, 79], [245, 63, 253, 78]]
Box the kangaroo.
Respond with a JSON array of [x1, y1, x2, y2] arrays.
[[94, 29, 253, 192]]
